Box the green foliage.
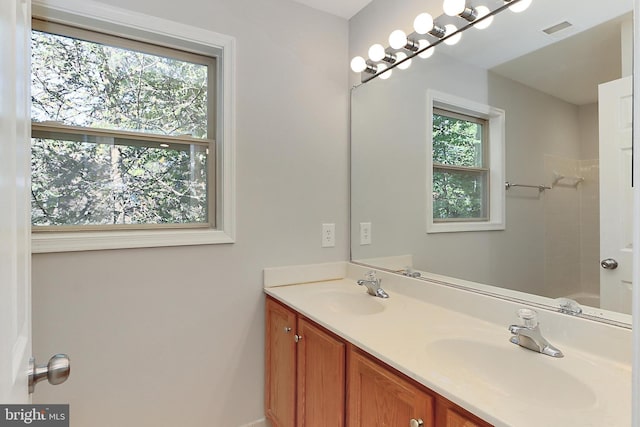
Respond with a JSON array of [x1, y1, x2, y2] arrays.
[[432, 169, 485, 220], [31, 30, 210, 226], [432, 112, 486, 220]]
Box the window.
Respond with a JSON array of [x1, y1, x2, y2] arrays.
[[432, 108, 488, 221], [427, 91, 505, 233], [30, 3, 235, 253], [32, 20, 214, 229]]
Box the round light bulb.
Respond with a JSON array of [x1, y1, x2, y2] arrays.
[[473, 6, 493, 29], [508, 0, 531, 13], [350, 56, 367, 73], [418, 39, 435, 59], [413, 13, 434, 34], [395, 52, 412, 70], [388, 30, 408, 50], [377, 63, 392, 80], [443, 0, 466, 16], [368, 44, 386, 62], [444, 24, 462, 45]]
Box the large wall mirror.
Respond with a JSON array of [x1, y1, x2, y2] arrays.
[[350, 0, 633, 324]]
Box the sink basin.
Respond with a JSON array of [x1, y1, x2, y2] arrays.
[[314, 290, 386, 315], [425, 338, 597, 410]]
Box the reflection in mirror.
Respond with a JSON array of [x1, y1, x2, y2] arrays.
[[350, 0, 633, 323]]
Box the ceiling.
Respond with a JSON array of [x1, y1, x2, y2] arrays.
[[491, 15, 627, 106], [290, 0, 372, 19]]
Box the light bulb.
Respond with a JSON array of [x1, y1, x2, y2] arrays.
[[389, 30, 408, 50], [443, 0, 466, 16], [368, 44, 386, 62], [444, 24, 462, 45], [395, 52, 412, 70], [377, 63, 392, 80], [350, 56, 367, 73], [418, 39, 435, 59], [413, 13, 434, 34], [508, 0, 531, 13], [473, 6, 493, 29]]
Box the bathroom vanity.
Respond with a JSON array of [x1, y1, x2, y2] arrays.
[[264, 262, 631, 427], [266, 295, 491, 427]]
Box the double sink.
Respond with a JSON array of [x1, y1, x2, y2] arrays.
[[266, 275, 631, 426]]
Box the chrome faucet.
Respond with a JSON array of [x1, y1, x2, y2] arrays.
[[357, 271, 389, 298], [508, 309, 563, 358]]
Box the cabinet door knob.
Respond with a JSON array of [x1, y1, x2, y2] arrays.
[[294, 334, 302, 343], [409, 419, 424, 427], [284, 327, 292, 333]]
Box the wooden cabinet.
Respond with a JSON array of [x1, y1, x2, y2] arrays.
[[265, 297, 345, 427], [265, 296, 297, 426], [347, 347, 434, 427], [265, 296, 492, 427], [436, 396, 492, 427]]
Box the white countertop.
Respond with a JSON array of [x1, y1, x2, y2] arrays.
[[264, 264, 631, 427]]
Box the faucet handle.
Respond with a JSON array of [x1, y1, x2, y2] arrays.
[[516, 308, 538, 328], [365, 270, 378, 282]]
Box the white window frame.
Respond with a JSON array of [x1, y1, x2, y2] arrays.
[[31, 0, 236, 253], [426, 90, 505, 233]]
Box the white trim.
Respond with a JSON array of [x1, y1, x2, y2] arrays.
[[30, 0, 236, 253], [32, 229, 233, 253], [632, 0, 639, 424], [426, 90, 506, 233]]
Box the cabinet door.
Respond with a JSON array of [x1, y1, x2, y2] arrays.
[[347, 348, 434, 427], [436, 397, 492, 427], [296, 318, 346, 427], [265, 298, 297, 427]]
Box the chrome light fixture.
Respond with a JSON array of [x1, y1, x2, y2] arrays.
[[350, 0, 531, 82]]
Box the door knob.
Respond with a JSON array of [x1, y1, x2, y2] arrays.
[[29, 354, 70, 393], [600, 258, 619, 270], [410, 419, 424, 427]]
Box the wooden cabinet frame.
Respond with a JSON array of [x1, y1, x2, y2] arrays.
[[265, 296, 346, 427]]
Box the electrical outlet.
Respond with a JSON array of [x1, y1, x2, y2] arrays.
[[360, 222, 372, 245], [322, 223, 335, 248]]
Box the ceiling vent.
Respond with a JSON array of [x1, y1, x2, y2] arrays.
[[543, 21, 573, 35]]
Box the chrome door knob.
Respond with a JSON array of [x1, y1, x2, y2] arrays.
[[410, 418, 424, 427], [29, 354, 70, 393], [600, 258, 619, 270]]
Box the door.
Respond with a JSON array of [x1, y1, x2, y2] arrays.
[[265, 298, 296, 427], [347, 348, 434, 427], [599, 76, 633, 314], [296, 318, 345, 427], [0, 0, 32, 403]]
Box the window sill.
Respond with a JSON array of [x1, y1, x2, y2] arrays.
[[426, 221, 505, 234], [32, 228, 234, 253]]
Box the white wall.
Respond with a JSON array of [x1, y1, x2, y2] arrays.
[[31, 1, 349, 426]]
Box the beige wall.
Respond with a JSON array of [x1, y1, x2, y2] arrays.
[[31, 1, 349, 426]]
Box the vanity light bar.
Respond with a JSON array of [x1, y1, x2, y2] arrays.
[[351, 0, 531, 84]]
